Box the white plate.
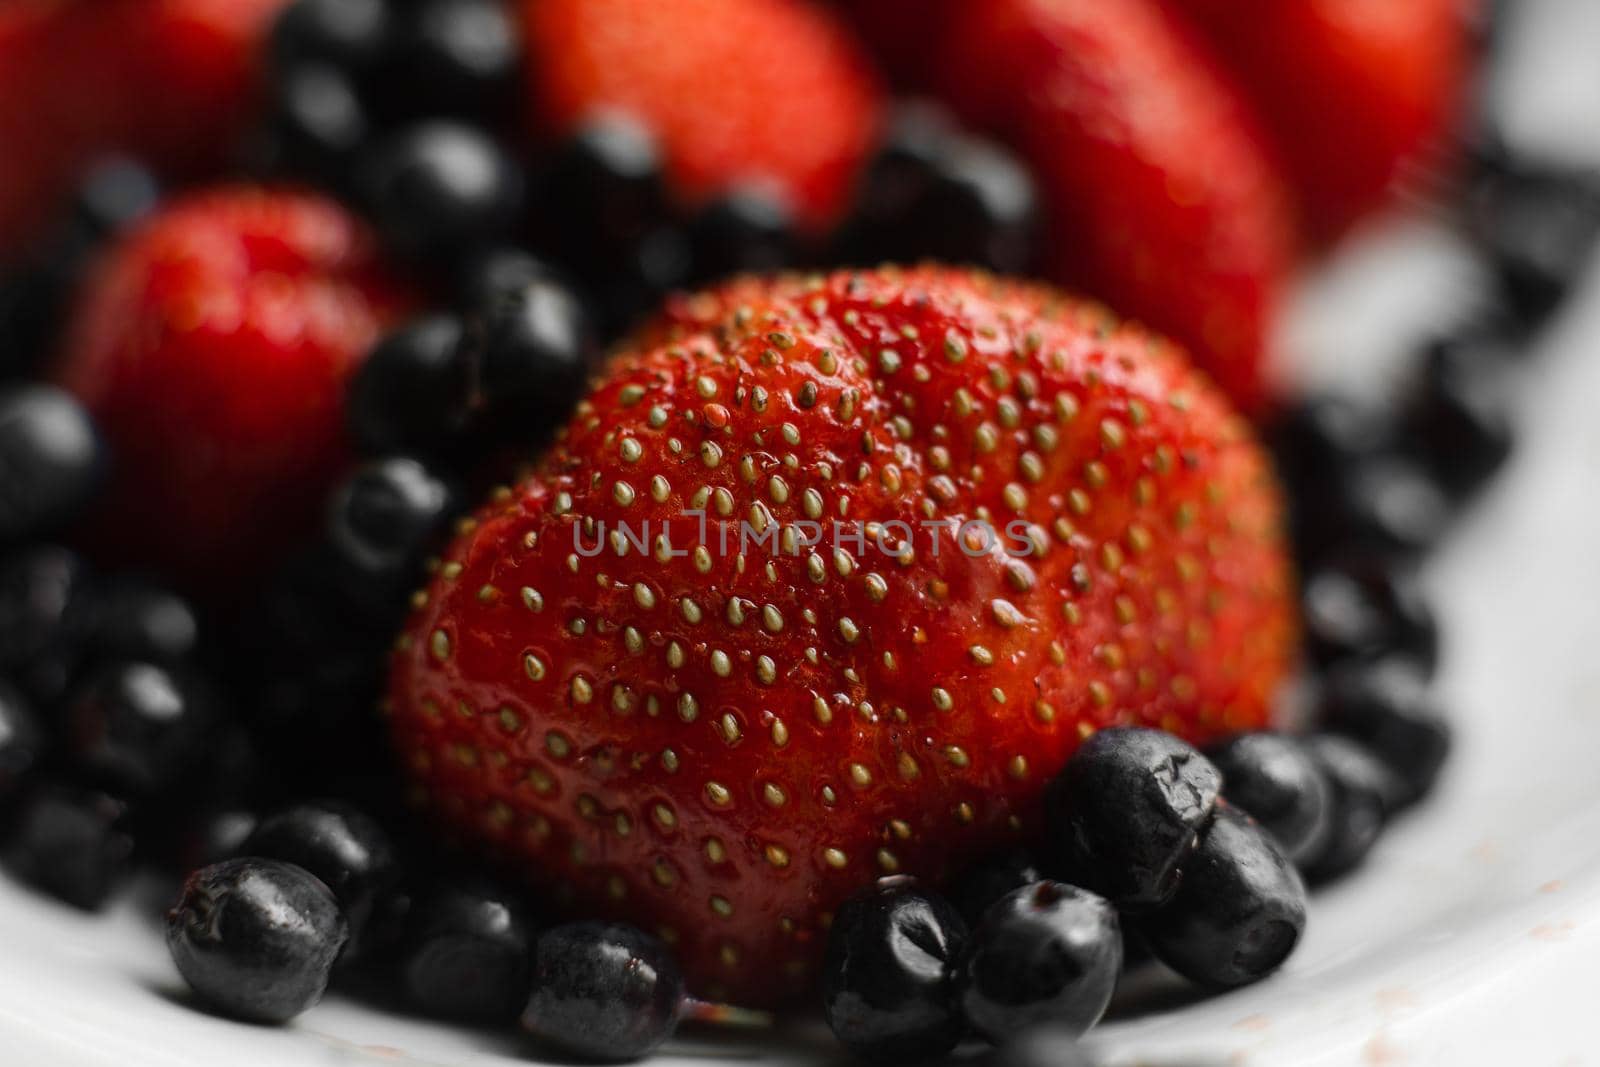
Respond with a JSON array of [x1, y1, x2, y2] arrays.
[[4, 3, 1600, 1064]]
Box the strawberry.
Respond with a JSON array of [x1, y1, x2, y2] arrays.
[[0, 0, 290, 259], [519, 0, 883, 233], [387, 265, 1297, 1005], [54, 185, 412, 596], [852, 0, 1298, 416], [1157, 0, 1473, 238]]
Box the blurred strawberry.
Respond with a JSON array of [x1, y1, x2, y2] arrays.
[[1158, 0, 1473, 238], [0, 0, 291, 260], [848, 0, 1298, 415], [54, 185, 412, 596], [520, 0, 883, 232]]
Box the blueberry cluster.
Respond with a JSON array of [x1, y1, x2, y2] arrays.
[[821, 728, 1303, 1063]]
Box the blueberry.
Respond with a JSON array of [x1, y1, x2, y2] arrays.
[[463, 274, 594, 437], [686, 184, 799, 282], [69, 158, 162, 241], [347, 316, 471, 456], [522, 921, 684, 1062], [166, 858, 349, 1023], [456, 246, 561, 307], [164, 807, 260, 876], [2, 785, 134, 910], [243, 801, 398, 946], [1301, 554, 1438, 676], [65, 661, 210, 797], [840, 103, 1038, 274], [0, 681, 43, 801], [980, 1022, 1096, 1067], [1401, 333, 1515, 498], [1317, 661, 1451, 808], [325, 456, 457, 622], [1204, 733, 1333, 867], [1045, 727, 1222, 912], [82, 578, 201, 666], [265, 64, 370, 188], [821, 877, 968, 1063], [1301, 734, 1402, 883], [1138, 804, 1307, 988], [1328, 456, 1454, 559], [1467, 149, 1600, 326], [947, 849, 1043, 928], [0, 545, 94, 707], [535, 114, 673, 274], [0, 386, 104, 544], [361, 122, 523, 265], [374, 0, 521, 124], [269, 0, 390, 78], [956, 882, 1121, 1042], [400, 881, 534, 1021]]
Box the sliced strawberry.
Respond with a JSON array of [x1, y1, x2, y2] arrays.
[[519, 0, 884, 232], [54, 185, 412, 596], [387, 265, 1297, 1004]]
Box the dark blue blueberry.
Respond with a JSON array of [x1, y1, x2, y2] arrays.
[[456, 246, 561, 307], [165, 807, 260, 876], [535, 114, 673, 274], [1301, 554, 1438, 677], [65, 661, 210, 797], [1301, 734, 1403, 884], [81, 578, 201, 666], [946, 849, 1043, 929], [1466, 144, 1600, 327], [1317, 661, 1451, 808], [0, 386, 104, 544], [374, 0, 521, 124], [0, 681, 43, 801], [840, 102, 1038, 274], [956, 882, 1121, 1042], [1401, 332, 1515, 498], [325, 456, 457, 623], [1138, 804, 1307, 988], [243, 801, 398, 947], [0, 268, 68, 381], [0, 545, 94, 708], [463, 274, 594, 437], [400, 880, 534, 1021], [346, 316, 472, 456], [821, 877, 968, 1063], [686, 184, 799, 283], [166, 858, 349, 1023], [361, 122, 523, 265], [1204, 733, 1333, 867], [69, 158, 162, 241], [269, 0, 390, 78], [1328, 456, 1454, 560], [265, 63, 370, 189], [2, 784, 134, 910], [523, 921, 684, 1062], [1044, 727, 1222, 912]]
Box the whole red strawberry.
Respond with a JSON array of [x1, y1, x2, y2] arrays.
[[922, 0, 1299, 418], [519, 0, 883, 232], [387, 265, 1297, 1005], [54, 185, 411, 595], [1158, 0, 1473, 238], [0, 0, 290, 259]]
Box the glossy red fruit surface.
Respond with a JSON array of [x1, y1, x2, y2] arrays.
[[388, 265, 1297, 1004]]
